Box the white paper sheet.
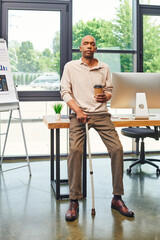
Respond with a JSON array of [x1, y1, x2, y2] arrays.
[[0, 39, 19, 109]]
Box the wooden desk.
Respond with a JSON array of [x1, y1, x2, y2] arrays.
[[44, 114, 160, 129], [43, 115, 87, 200], [43, 114, 160, 199], [112, 115, 160, 127]]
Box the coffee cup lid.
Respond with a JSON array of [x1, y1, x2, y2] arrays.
[[94, 85, 102, 88]]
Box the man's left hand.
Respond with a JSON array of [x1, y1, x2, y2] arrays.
[[95, 93, 108, 103]]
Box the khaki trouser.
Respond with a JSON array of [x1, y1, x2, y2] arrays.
[[68, 113, 124, 200]]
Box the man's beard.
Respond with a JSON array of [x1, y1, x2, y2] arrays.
[[84, 54, 94, 59]]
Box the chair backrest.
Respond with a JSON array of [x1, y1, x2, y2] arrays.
[[153, 126, 160, 140]]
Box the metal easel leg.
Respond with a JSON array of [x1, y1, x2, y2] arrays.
[[0, 110, 12, 166], [0, 107, 32, 175], [18, 106, 32, 176]]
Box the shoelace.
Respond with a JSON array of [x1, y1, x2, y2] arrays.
[[118, 199, 128, 209]]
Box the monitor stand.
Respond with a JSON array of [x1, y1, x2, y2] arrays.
[[135, 93, 149, 120]]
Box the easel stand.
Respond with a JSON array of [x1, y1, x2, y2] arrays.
[[0, 38, 31, 176], [0, 102, 31, 176]]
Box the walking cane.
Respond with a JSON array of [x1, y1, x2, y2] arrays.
[[85, 121, 96, 216]]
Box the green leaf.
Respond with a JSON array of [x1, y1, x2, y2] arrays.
[[51, 103, 63, 113]]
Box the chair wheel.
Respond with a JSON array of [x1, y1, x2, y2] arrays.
[[127, 168, 131, 174]]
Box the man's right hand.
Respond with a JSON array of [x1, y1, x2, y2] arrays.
[[67, 99, 88, 124], [76, 110, 88, 123]]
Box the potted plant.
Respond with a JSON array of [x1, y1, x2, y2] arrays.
[[51, 103, 64, 120]]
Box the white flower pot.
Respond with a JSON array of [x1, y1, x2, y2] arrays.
[[55, 113, 61, 121]]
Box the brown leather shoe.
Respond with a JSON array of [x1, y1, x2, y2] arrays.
[[111, 198, 134, 217], [65, 201, 79, 221]]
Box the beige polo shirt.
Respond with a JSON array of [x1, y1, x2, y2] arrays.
[[60, 58, 113, 115]]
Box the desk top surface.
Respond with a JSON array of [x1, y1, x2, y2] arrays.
[[43, 114, 160, 129], [112, 114, 160, 127], [43, 115, 70, 129]]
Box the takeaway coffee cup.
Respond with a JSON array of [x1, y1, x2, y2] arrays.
[[94, 85, 103, 96]]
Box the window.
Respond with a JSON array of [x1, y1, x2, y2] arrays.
[[73, 0, 133, 50], [1, 0, 71, 101], [0, 0, 71, 158], [1, 0, 160, 158], [8, 10, 60, 92], [72, 0, 134, 74], [0, 101, 69, 157], [140, 0, 160, 5], [143, 15, 160, 72]]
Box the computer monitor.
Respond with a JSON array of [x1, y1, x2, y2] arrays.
[[110, 72, 160, 119]]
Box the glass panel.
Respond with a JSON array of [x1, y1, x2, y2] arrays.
[[0, 101, 68, 157], [72, 52, 133, 72], [72, 0, 133, 50], [143, 15, 160, 151], [1, 103, 160, 154], [143, 15, 160, 73], [140, 0, 160, 5], [0, 102, 133, 156], [8, 10, 60, 91]]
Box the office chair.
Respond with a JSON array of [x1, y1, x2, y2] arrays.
[[121, 126, 160, 175]]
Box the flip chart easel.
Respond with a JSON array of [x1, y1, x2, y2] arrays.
[[0, 39, 31, 176]]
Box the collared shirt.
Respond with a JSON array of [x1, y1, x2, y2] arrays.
[[60, 58, 113, 115]]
